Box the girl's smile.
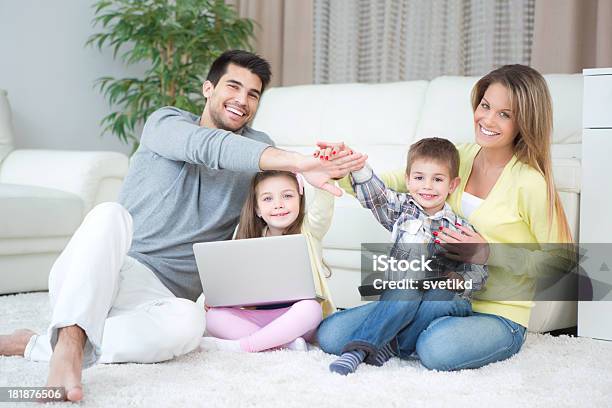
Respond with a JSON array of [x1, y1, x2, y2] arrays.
[[255, 176, 301, 236]]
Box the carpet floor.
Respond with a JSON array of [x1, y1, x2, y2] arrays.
[[1, 292, 611, 408]]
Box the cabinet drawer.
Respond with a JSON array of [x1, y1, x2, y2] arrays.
[[579, 128, 612, 243], [583, 74, 612, 128]]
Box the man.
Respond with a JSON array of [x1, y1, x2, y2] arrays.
[[0, 50, 366, 401]]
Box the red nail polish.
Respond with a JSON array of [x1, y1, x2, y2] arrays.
[[455, 223, 461, 226], [435, 239, 440, 244], [320, 156, 324, 160], [313, 152, 317, 157], [326, 156, 329, 160], [438, 226, 443, 231], [433, 231, 438, 236], [332, 151, 337, 155], [350, 151, 353, 154]]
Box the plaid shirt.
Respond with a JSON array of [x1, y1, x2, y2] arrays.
[[351, 165, 487, 298]]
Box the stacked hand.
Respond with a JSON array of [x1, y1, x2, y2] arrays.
[[300, 141, 367, 196], [436, 224, 490, 264], [314, 142, 489, 264], [313, 141, 365, 169]]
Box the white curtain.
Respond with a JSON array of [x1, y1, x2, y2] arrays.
[[313, 0, 535, 83]]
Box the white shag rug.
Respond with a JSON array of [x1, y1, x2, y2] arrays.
[[1, 292, 611, 408]]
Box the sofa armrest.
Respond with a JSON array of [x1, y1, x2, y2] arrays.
[[0, 149, 129, 212]]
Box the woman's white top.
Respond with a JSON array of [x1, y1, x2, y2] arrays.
[[461, 191, 484, 218]]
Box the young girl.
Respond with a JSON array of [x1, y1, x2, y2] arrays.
[[200, 170, 335, 352]]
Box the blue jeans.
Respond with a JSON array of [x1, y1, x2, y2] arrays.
[[341, 289, 471, 363], [317, 294, 527, 371]]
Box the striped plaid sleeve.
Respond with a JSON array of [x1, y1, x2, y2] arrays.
[[457, 262, 488, 298], [351, 165, 410, 232]]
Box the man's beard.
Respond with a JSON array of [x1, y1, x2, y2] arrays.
[[210, 107, 244, 133]]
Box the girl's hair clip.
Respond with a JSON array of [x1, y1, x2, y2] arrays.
[[292, 172, 305, 195]]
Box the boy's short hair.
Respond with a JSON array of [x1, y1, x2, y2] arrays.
[[406, 137, 459, 179], [206, 50, 272, 92]]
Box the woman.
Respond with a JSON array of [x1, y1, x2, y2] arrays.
[[316, 64, 573, 371]]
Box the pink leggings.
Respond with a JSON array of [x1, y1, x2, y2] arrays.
[[205, 299, 323, 352]]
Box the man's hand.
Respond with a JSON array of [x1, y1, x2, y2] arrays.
[[258, 144, 367, 196]]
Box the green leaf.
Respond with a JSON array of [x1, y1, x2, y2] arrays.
[[88, 0, 255, 153]]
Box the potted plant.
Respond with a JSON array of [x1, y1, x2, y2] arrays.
[[87, 0, 255, 152]]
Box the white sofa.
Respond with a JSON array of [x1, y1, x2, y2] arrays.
[[253, 74, 583, 333], [0, 89, 129, 294]]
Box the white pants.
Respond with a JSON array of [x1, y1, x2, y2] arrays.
[[24, 203, 206, 368]]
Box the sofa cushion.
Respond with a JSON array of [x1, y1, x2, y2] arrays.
[[0, 89, 15, 164], [323, 194, 391, 251], [0, 183, 83, 239], [0, 236, 71, 255], [552, 158, 581, 193], [278, 143, 410, 175], [551, 144, 581, 193], [546, 74, 583, 144], [415, 76, 479, 144], [253, 81, 429, 147]]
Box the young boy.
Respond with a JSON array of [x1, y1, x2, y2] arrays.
[[328, 137, 487, 375]]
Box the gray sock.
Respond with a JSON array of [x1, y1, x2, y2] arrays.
[[329, 349, 367, 375], [371, 343, 397, 366]]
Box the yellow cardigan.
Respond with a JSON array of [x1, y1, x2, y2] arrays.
[[349, 143, 562, 327], [301, 186, 337, 318]]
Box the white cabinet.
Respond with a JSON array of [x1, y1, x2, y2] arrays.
[[578, 68, 612, 341], [583, 73, 612, 128]]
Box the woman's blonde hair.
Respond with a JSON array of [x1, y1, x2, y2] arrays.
[[235, 171, 305, 240], [471, 64, 573, 243]]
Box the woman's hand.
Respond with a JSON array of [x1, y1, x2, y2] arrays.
[[312, 141, 365, 176], [299, 151, 368, 195], [436, 224, 490, 265], [313, 141, 352, 160]]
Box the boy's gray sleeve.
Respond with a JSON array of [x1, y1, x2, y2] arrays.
[[140, 107, 271, 171]]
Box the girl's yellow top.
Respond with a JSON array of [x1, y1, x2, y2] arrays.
[[301, 186, 336, 318]]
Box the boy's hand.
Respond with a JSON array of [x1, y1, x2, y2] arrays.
[[444, 271, 465, 292], [437, 224, 489, 265]]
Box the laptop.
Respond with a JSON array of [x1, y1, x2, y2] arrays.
[[193, 234, 316, 307]]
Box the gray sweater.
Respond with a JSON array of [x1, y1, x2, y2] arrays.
[[118, 107, 274, 301]]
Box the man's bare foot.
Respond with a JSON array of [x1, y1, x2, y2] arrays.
[[0, 329, 36, 356], [45, 325, 86, 402]]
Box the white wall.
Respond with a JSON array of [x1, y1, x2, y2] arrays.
[[0, 0, 152, 154]]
